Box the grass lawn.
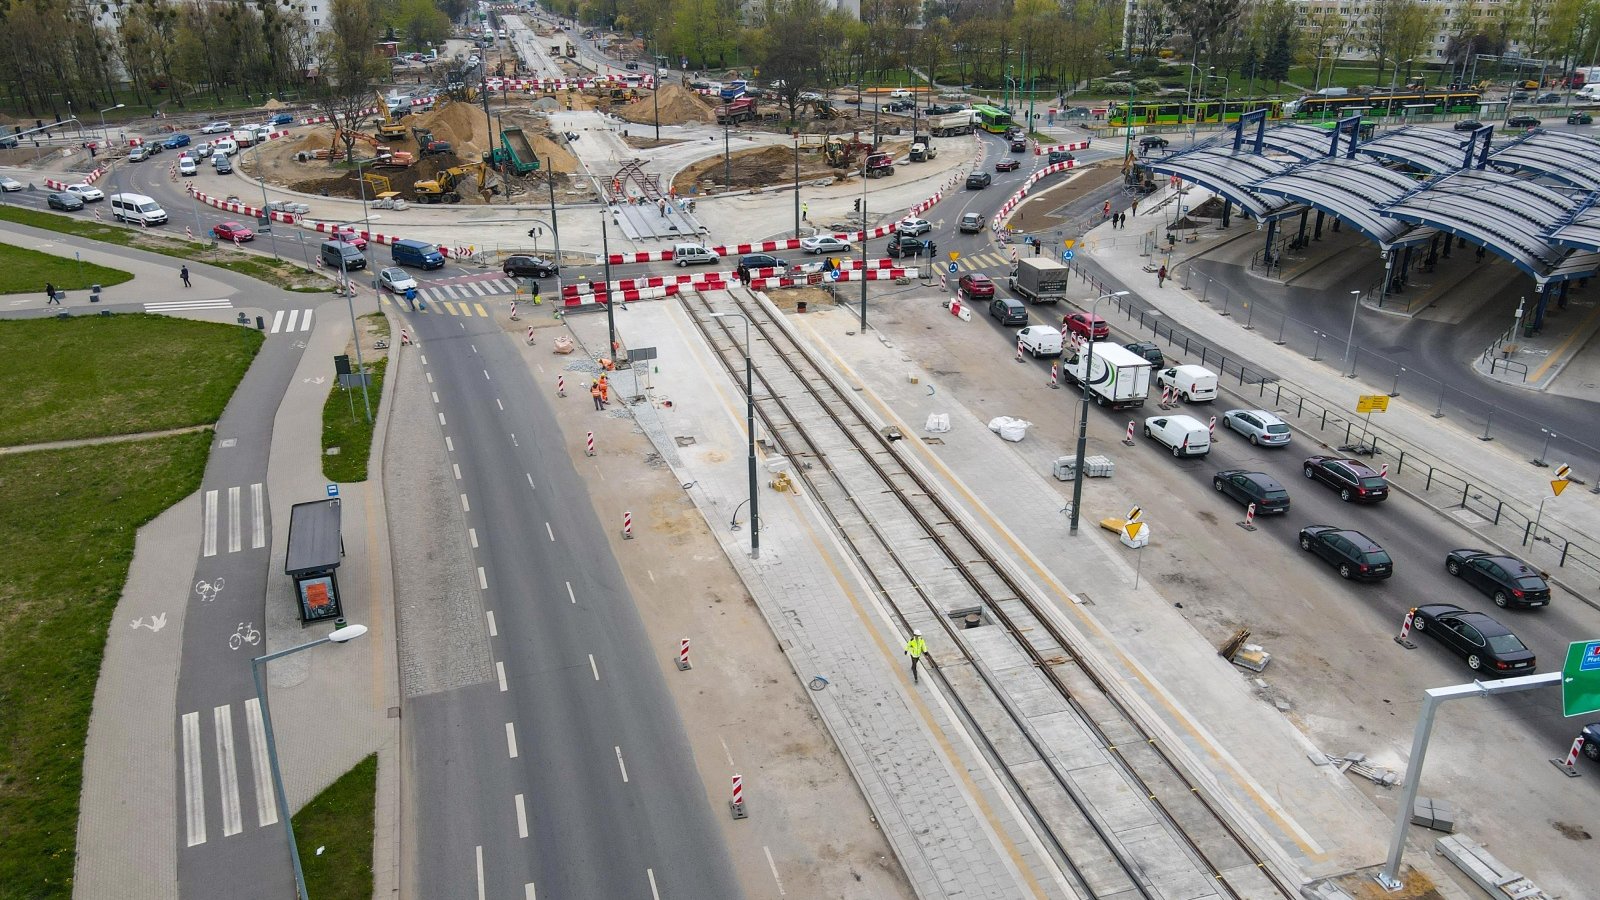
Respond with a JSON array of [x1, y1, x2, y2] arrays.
[[0, 242, 132, 295], [0, 205, 330, 293], [322, 314, 390, 483], [0, 430, 212, 899], [292, 753, 377, 900], [0, 315, 263, 446]]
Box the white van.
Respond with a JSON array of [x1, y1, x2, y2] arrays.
[[177, 156, 197, 176], [1016, 325, 1063, 358], [1143, 414, 1211, 457], [1157, 364, 1218, 402], [108, 192, 167, 226], [672, 243, 719, 267], [212, 139, 239, 157]]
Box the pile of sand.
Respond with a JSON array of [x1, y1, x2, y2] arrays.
[[409, 100, 490, 157], [526, 131, 579, 173], [262, 98, 286, 110], [615, 83, 713, 126], [292, 131, 332, 152]]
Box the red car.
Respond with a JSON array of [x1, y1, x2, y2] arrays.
[[958, 272, 995, 300], [994, 159, 1021, 172], [329, 227, 368, 250], [213, 221, 254, 242], [1063, 311, 1109, 341]]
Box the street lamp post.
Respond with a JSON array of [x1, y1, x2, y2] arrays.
[[1342, 288, 1361, 377], [335, 252, 373, 423], [1068, 291, 1130, 535], [1207, 73, 1229, 122], [97, 103, 123, 149], [252, 623, 369, 900], [859, 175, 868, 332], [546, 156, 563, 302], [792, 130, 801, 238], [710, 312, 758, 558], [600, 206, 615, 358]]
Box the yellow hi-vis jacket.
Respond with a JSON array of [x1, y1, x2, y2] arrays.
[[905, 636, 927, 658]]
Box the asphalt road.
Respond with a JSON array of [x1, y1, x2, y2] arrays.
[[404, 311, 742, 897]]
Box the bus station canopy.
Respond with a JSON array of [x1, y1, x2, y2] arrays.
[[1250, 157, 1436, 249]]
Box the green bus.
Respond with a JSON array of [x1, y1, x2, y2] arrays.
[[972, 104, 1012, 134]]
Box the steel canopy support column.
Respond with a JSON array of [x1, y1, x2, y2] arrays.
[[1313, 210, 1325, 241]]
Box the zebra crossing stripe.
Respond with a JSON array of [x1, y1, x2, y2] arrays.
[[227, 486, 241, 553], [214, 705, 243, 837], [245, 699, 276, 826], [202, 490, 218, 557], [270, 310, 284, 332], [182, 712, 206, 846], [300, 308, 313, 332], [251, 483, 265, 549], [285, 309, 300, 332], [467, 282, 487, 296], [475, 303, 489, 317], [443, 301, 461, 316]]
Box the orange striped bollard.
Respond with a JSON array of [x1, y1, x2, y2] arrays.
[[557, 374, 566, 396], [1049, 363, 1059, 389], [676, 638, 691, 670], [729, 774, 747, 819]]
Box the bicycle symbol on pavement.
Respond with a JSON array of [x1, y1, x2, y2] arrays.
[[228, 622, 261, 651], [195, 578, 226, 602]]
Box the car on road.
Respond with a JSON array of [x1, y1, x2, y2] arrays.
[[1536, 92, 1563, 103], [966, 171, 992, 188], [1213, 470, 1290, 514], [800, 235, 851, 254], [1408, 604, 1537, 675], [504, 255, 560, 278], [1507, 115, 1542, 129], [959, 212, 985, 233], [1568, 111, 1594, 125], [886, 234, 931, 257], [191, 144, 214, 159], [162, 133, 191, 149], [957, 272, 995, 300], [65, 184, 103, 202], [177, 157, 197, 176], [1454, 119, 1483, 131], [1583, 723, 1600, 762], [1298, 526, 1393, 581], [127, 145, 151, 163], [994, 159, 1020, 172], [888, 89, 912, 99], [799, 91, 823, 102], [1124, 341, 1164, 366], [886, 100, 913, 113], [0, 176, 21, 192], [1139, 135, 1170, 152], [270, 113, 295, 126], [1445, 549, 1552, 608], [898, 216, 931, 236], [213, 221, 254, 242], [327, 227, 368, 250], [46, 191, 83, 210], [378, 267, 418, 293], [1062, 311, 1108, 341], [200, 121, 232, 134], [1222, 409, 1291, 446], [1303, 456, 1389, 502], [1009, 139, 1027, 153], [1510, 90, 1532, 102]]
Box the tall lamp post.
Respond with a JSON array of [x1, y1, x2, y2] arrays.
[[546, 156, 563, 302], [600, 206, 615, 358], [792, 130, 801, 238], [1207, 72, 1229, 123], [97, 103, 123, 149], [710, 312, 758, 558], [1068, 291, 1129, 535], [1342, 288, 1362, 377], [859, 172, 869, 331], [252, 623, 369, 900]]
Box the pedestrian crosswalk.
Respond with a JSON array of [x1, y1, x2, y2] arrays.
[[146, 298, 234, 314], [203, 483, 265, 557], [181, 700, 277, 846], [379, 294, 499, 318], [267, 308, 314, 333], [414, 276, 521, 305], [954, 250, 1015, 271]]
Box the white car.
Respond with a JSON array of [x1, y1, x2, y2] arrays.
[[178, 157, 197, 176], [800, 235, 852, 254], [378, 267, 417, 293], [191, 144, 214, 159], [212, 139, 239, 157], [65, 184, 104, 202], [199, 121, 232, 134], [0, 176, 21, 192], [898, 217, 931, 236], [799, 91, 823, 102], [888, 89, 912, 99]]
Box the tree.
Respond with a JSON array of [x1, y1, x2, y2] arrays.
[[1128, 0, 1171, 58], [1360, 0, 1437, 85], [1161, 0, 1245, 69], [315, 0, 388, 165], [396, 0, 451, 49]]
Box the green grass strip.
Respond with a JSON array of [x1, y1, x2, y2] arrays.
[[0, 431, 213, 899], [322, 313, 391, 483], [0, 241, 132, 295], [292, 753, 378, 900], [0, 315, 263, 446]]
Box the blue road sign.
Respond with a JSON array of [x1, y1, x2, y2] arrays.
[[326, 484, 340, 497], [948, 262, 958, 274], [1062, 250, 1075, 261]]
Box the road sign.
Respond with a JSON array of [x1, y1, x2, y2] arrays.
[[1562, 640, 1600, 717], [1356, 394, 1390, 413], [326, 484, 340, 498], [1064, 239, 1076, 249], [1126, 505, 1142, 522], [948, 262, 958, 274], [1554, 479, 1570, 496], [1555, 463, 1572, 480], [1124, 521, 1144, 541], [1062, 250, 1074, 261], [948, 251, 960, 261]]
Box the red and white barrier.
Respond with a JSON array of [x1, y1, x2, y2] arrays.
[[1124, 422, 1135, 445], [1049, 363, 1059, 388], [1244, 503, 1256, 528], [1380, 463, 1389, 478], [677, 637, 691, 670], [991, 159, 1079, 232], [729, 774, 747, 819], [1398, 609, 1415, 640], [556, 373, 565, 395], [1015, 339, 1024, 362], [1208, 415, 1216, 437], [1161, 385, 1173, 406], [1563, 736, 1585, 768], [585, 431, 595, 456], [400, 328, 412, 345], [1033, 139, 1092, 156], [622, 511, 633, 539]]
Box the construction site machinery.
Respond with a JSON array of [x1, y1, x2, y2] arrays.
[[373, 92, 409, 141], [373, 151, 415, 169], [925, 110, 975, 137], [823, 135, 872, 169], [361, 173, 392, 196], [492, 127, 540, 175], [415, 162, 490, 204], [813, 99, 840, 120], [863, 152, 895, 178], [371, 191, 408, 210], [715, 97, 757, 125], [565, 43, 576, 58], [411, 126, 453, 156]]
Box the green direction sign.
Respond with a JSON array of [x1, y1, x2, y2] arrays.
[[1561, 640, 1600, 717]]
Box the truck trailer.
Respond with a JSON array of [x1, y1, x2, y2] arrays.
[[1008, 258, 1070, 304], [925, 111, 974, 137], [1061, 342, 1152, 409]]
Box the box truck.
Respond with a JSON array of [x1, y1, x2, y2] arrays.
[[1061, 342, 1152, 409], [1008, 258, 1071, 304]]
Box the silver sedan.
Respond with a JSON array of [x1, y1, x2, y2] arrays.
[[1222, 408, 1292, 446]]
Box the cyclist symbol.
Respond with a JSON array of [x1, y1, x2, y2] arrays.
[[228, 622, 261, 651], [195, 578, 226, 602]]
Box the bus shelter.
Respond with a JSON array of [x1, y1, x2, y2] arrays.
[[285, 498, 345, 622]]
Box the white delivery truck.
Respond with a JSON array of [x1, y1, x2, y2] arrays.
[[1008, 258, 1071, 304], [926, 111, 974, 137], [1061, 342, 1152, 409]]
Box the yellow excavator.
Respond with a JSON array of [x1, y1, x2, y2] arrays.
[[415, 161, 489, 204], [373, 93, 409, 142]]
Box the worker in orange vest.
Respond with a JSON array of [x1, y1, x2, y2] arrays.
[[597, 374, 610, 405], [590, 380, 604, 410]]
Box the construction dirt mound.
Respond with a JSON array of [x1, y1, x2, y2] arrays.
[[615, 83, 714, 126], [410, 100, 490, 158], [672, 144, 830, 194], [289, 154, 494, 203], [291, 131, 333, 152]]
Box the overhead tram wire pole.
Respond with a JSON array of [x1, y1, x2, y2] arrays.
[[600, 205, 616, 358], [711, 312, 758, 558], [1068, 291, 1129, 534], [859, 171, 869, 332], [547, 156, 563, 301]]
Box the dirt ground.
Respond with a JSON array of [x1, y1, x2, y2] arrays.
[[614, 83, 715, 126], [1004, 162, 1122, 233], [671, 138, 910, 194]]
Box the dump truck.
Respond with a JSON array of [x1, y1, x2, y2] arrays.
[[496, 126, 540, 175], [715, 97, 757, 124], [1061, 342, 1152, 409], [926, 110, 974, 137], [1008, 258, 1071, 304]]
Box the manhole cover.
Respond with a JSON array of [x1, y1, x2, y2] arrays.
[[674, 436, 697, 446]]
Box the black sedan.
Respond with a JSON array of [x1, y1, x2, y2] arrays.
[[1409, 604, 1537, 675], [1445, 549, 1551, 608], [1507, 115, 1542, 129], [886, 235, 931, 258], [47, 191, 84, 211], [503, 255, 559, 278], [1583, 723, 1600, 762], [1213, 470, 1290, 514], [1454, 119, 1483, 131], [1303, 456, 1389, 503], [993, 159, 1020, 172], [1299, 525, 1393, 580]]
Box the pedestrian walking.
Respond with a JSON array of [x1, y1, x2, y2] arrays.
[[404, 286, 417, 310], [736, 262, 749, 285], [801, 201, 809, 222], [590, 381, 604, 410], [1131, 199, 1139, 216], [1102, 200, 1111, 220], [1034, 239, 1042, 255], [180, 265, 191, 288], [45, 281, 57, 304], [905, 630, 928, 683], [658, 198, 666, 217], [1157, 264, 1168, 287]]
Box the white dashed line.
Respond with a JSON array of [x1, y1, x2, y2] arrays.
[[764, 846, 787, 896], [546, 522, 554, 542], [419, 354, 427, 365], [460, 494, 470, 511], [496, 398, 504, 411], [487, 611, 498, 637], [475, 845, 485, 900], [566, 581, 575, 604], [589, 654, 599, 681], [453, 463, 461, 480], [647, 869, 661, 900], [719, 736, 735, 767], [506, 722, 519, 758], [471, 343, 478, 353], [469, 528, 478, 548], [515, 793, 529, 838], [432, 391, 439, 404], [525, 885, 536, 900], [510, 433, 519, 447], [647, 569, 655, 583], [497, 661, 507, 691], [182, 712, 205, 845], [484, 369, 490, 380], [445, 436, 453, 452], [426, 371, 433, 383], [478, 567, 487, 590], [526, 473, 534, 489], [214, 706, 242, 837], [250, 483, 265, 549], [202, 490, 218, 557], [615, 746, 629, 783], [227, 486, 241, 553], [438, 412, 446, 426]]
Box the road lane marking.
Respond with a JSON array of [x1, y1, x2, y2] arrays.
[[182, 712, 206, 846], [497, 661, 507, 691], [250, 483, 265, 549], [487, 610, 497, 636], [471, 343, 478, 353], [525, 885, 536, 900], [214, 705, 242, 836], [764, 846, 786, 896], [496, 398, 504, 411], [432, 391, 439, 404], [484, 369, 491, 380], [589, 654, 599, 680], [478, 567, 487, 590], [506, 722, 518, 758], [719, 736, 735, 767], [460, 493, 470, 511], [270, 309, 284, 333], [566, 582, 575, 604], [286, 309, 300, 332], [445, 436, 453, 452], [647, 569, 655, 583], [546, 522, 554, 542], [475, 846, 485, 900], [615, 746, 629, 783], [453, 463, 461, 480], [515, 793, 529, 838], [202, 490, 218, 557], [442, 300, 459, 316], [438, 412, 446, 426], [227, 486, 241, 553], [469, 528, 478, 548], [420, 354, 427, 364], [647, 868, 661, 900], [475, 303, 489, 317], [510, 433, 519, 447], [426, 371, 433, 383], [526, 473, 534, 489], [245, 698, 276, 825]]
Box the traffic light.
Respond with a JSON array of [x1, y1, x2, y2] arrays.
[[853, 198, 861, 212]]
